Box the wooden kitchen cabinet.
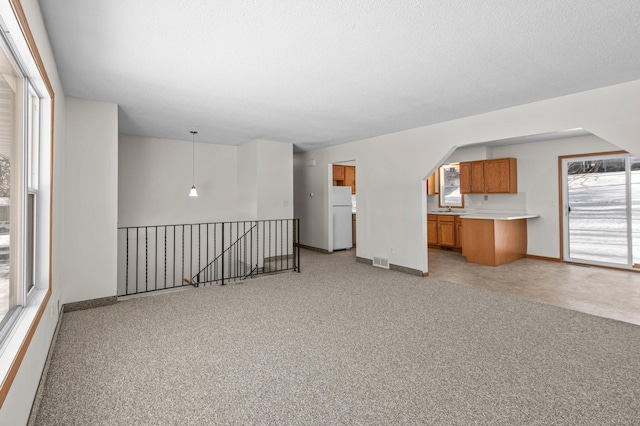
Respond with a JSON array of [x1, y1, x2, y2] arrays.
[[427, 214, 438, 245], [344, 166, 356, 194], [333, 165, 345, 180], [471, 161, 485, 193], [437, 215, 456, 247], [427, 172, 439, 195], [460, 158, 517, 194], [459, 163, 471, 193], [428, 214, 462, 250], [460, 160, 485, 194], [461, 218, 527, 266], [333, 165, 356, 194], [485, 158, 517, 193]]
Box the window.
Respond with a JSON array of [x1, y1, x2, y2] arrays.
[[0, 31, 20, 330], [439, 163, 464, 208], [0, 12, 46, 331], [0, 0, 53, 407]]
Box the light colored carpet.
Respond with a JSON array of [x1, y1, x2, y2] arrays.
[[33, 250, 640, 425]]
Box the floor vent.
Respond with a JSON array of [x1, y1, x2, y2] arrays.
[[373, 256, 390, 269]]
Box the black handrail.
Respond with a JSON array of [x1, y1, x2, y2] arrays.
[[117, 219, 300, 296], [191, 223, 257, 286]]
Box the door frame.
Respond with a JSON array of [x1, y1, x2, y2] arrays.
[[558, 150, 631, 267]]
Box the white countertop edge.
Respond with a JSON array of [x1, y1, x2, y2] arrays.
[[460, 214, 540, 220]]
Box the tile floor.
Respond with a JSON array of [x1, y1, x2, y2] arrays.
[[427, 248, 640, 326]]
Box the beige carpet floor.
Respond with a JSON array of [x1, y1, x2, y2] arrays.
[[32, 249, 640, 425]]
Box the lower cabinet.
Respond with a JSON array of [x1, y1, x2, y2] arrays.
[[437, 216, 456, 247], [428, 214, 462, 250], [461, 218, 527, 266], [427, 215, 438, 245], [455, 218, 462, 249]]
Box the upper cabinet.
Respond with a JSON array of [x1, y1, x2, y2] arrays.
[[460, 158, 517, 194], [484, 158, 517, 193], [426, 172, 439, 195], [460, 161, 485, 194], [344, 166, 356, 194], [333, 164, 356, 194]]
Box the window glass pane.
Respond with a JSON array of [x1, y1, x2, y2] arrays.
[[631, 157, 640, 266], [26, 193, 34, 293], [566, 157, 628, 265], [439, 164, 463, 207], [0, 37, 20, 323], [27, 86, 38, 190]]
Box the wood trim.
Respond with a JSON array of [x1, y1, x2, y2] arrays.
[[389, 263, 425, 276], [9, 0, 55, 99], [0, 292, 50, 407], [296, 243, 331, 254], [563, 261, 640, 274], [437, 164, 465, 209], [526, 254, 562, 262], [557, 155, 564, 261], [0, 0, 56, 408], [63, 296, 118, 313], [558, 150, 627, 161], [422, 272, 429, 277]]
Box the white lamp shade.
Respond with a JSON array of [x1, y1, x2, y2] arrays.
[[189, 185, 198, 197]]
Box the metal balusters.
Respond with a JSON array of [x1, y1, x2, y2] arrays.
[[118, 219, 300, 296]]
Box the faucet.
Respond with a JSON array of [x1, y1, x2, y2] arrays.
[[447, 206, 452, 212]]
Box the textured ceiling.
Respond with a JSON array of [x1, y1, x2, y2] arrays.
[[39, 0, 640, 151]]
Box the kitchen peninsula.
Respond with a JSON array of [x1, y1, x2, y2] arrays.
[[461, 213, 539, 266]]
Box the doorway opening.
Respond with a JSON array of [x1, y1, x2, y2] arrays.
[[329, 161, 357, 252], [561, 151, 640, 269]]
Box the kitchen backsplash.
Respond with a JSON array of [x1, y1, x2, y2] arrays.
[[464, 193, 527, 212], [427, 193, 527, 212]]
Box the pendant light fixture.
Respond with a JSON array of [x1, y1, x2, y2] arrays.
[[189, 130, 198, 197]]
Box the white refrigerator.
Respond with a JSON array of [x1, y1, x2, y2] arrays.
[[333, 186, 353, 250]]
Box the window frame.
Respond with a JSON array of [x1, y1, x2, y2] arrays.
[[0, 0, 55, 409], [438, 163, 465, 209]]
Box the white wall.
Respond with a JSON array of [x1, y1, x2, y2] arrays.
[[294, 79, 640, 274], [119, 135, 239, 226], [256, 140, 294, 220], [119, 136, 293, 226], [63, 98, 118, 304], [237, 140, 258, 220], [0, 0, 66, 424]]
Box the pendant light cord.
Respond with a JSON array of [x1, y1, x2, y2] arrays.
[[191, 131, 197, 185]]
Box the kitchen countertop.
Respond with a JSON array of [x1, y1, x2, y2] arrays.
[[427, 210, 540, 220], [427, 210, 465, 216], [460, 213, 540, 220]]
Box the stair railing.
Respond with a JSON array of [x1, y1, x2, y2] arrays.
[[189, 222, 257, 286], [117, 219, 300, 296]]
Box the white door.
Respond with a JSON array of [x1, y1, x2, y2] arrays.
[[562, 153, 640, 268]]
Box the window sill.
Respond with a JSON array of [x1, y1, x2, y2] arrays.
[[0, 288, 50, 406]]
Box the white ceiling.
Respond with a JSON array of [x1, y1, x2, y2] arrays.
[[39, 0, 640, 152]]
